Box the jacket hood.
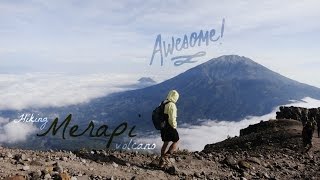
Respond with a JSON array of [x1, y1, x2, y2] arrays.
[[166, 90, 179, 103]]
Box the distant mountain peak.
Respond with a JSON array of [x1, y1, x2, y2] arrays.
[[205, 55, 259, 67], [182, 55, 277, 82], [216, 54, 249, 61], [138, 77, 156, 84]]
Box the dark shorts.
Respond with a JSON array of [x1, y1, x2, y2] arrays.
[[161, 123, 179, 142]]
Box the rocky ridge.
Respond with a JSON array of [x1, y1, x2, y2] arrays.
[[1, 118, 320, 179], [276, 106, 320, 124]]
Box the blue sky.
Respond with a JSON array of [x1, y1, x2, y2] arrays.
[[1, 0, 320, 87]]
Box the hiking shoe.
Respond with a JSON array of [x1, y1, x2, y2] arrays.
[[159, 158, 165, 167], [163, 155, 172, 166], [159, 157, 170, 168]]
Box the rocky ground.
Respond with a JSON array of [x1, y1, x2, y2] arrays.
[[1, 119, 320, 180]]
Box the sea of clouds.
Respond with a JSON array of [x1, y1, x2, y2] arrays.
[[0, 73, 144, 110]]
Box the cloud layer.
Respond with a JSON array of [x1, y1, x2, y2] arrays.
[[0, 73, 144, 110], [0, 118, 37, 144]]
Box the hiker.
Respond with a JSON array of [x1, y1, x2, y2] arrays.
[[316, 109, 320, 138], [301, 109, 309, 126], [302, 117, 317, 152], [159, 90, 180, 167]]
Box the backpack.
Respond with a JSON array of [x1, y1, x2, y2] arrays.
[[152, 101, 170, 130]]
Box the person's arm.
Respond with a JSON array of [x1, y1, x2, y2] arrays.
[[167, 103, 177, 129]]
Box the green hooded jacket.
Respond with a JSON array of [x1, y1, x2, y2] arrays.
[[164, 90, 179, 129]]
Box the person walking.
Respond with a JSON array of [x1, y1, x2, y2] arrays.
[[316, 109, 320, 138], [302, 117, 317, 153], [159, 90, 180, 167]]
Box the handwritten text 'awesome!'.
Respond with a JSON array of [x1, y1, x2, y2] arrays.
[[150, 18, 225, 66]]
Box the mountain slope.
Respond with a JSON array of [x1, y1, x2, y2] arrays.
[[76, 55, 320, 129], [2, 55, 320, 137]]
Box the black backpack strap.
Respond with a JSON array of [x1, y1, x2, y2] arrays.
[[160, 100, 171, 107], [163, 100, 171, 105]]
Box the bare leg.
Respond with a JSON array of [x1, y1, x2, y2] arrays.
[[166, 141, 179, 155], [161, 141, 169, 157], [159, 142, 170, 166]]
